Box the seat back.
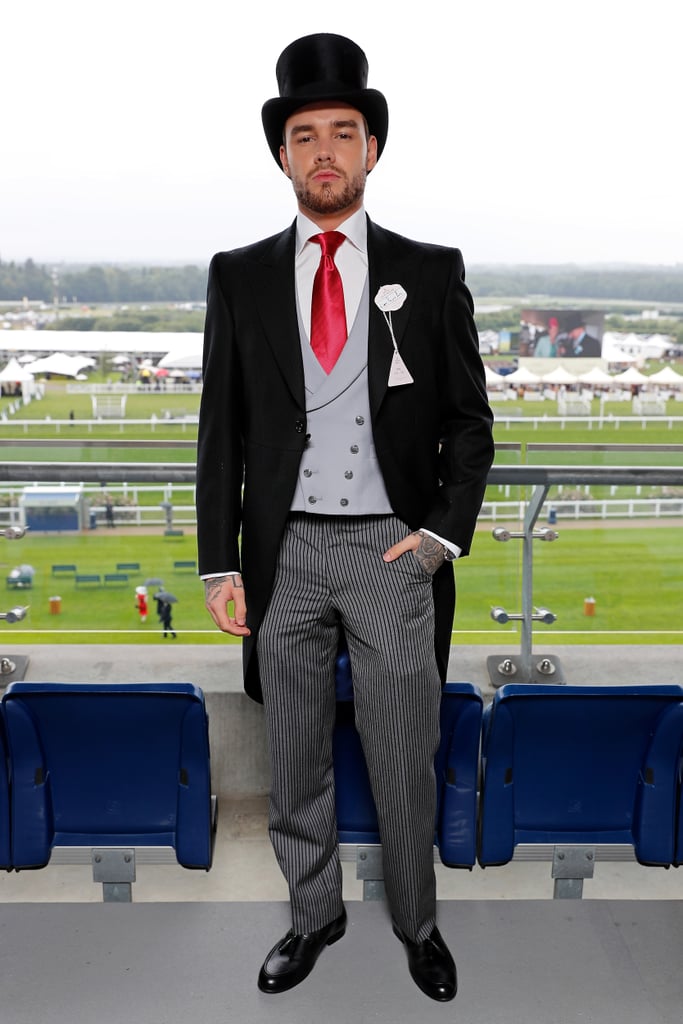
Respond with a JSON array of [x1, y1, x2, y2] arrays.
[[478, 684, 683, 867], [333, 679, 483, 867], [0, 705, 10, 869], [3, 682, 214, 870]]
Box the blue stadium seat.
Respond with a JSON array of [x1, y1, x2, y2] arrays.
[[0, 705, 10, 869], [333, 656, 483, 868], [2, 682, 215, 871], [478, 684, 683, 868]]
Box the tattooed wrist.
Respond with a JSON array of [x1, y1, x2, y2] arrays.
[[412, 531, 446, 575], [204, 573, 243, 600]]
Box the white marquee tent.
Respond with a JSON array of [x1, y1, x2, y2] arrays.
[[541, 365, 578, 385], [27, 352, 96, 378], [646, 366, 683, 386], [0, 357, 35, 382], [612, 366, 650, 385]]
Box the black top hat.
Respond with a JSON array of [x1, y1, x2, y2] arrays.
[[261, 33, 389, 166]]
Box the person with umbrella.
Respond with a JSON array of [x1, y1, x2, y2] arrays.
[[155, 590, 177, 639]]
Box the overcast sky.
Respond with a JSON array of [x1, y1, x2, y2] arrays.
[[2, 0, 680, 267]]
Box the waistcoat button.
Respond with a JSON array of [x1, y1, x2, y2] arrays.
[[355, 415, 365, 425], [344, 471, 353, 479], [308, 495, 317, 505], [340, 498, 349, 507], [350, 444, 359, 454]]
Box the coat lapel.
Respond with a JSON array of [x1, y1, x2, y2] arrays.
[[245, 222, 306, 410], [367, 218, 423, 419]]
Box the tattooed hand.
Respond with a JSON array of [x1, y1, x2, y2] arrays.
[[382, 530, 448, 575], [411, 531, 448, 575], [204, 573, 251, 636]]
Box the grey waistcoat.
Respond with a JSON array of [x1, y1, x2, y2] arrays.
[[290, 279, 393, 515]]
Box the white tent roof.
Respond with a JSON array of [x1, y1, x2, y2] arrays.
[[612, 366, 650, 385], [28, 352, 96, 377], [602, 344, 638, 365], [504, 366, 542, 384], [485, 364, 505, 385], [578, 367, 614, 385], [0, 357, 35, 382], [157, 338, 203, 370], [646, 366, 683, 385], [541, 365, 578, 385]]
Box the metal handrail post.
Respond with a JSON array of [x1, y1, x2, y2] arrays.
[[520, 484, 551, 675]]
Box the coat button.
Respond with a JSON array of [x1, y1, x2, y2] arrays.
[[308, 495, 317, 505], [294, 419, 305, 433], [355, 415, 365, 425], [344, 471, 353, 480], [340, 498, 349, 507], [350, 444, 359, 454]]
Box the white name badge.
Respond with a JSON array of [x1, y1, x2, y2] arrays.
[[388, 350, 414, 387], [375, 284, 407, 312]]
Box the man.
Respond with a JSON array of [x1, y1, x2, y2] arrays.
[[556, 322, 602, 358], [196, 33, 494, 1002]]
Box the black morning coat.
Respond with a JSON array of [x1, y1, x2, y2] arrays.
[[196, 217, 495, 702]]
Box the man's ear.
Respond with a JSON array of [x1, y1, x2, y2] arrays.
[[366, 135, 378, 174], [279, 145, 291, 177]]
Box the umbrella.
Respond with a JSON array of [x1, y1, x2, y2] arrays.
[[154, 591, 178, 603], [145, 577, 164, 587]]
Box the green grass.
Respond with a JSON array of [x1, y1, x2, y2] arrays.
[[454, 522, 683, 645], [2, 526, 681, 648], [1, 532, 233, 646]]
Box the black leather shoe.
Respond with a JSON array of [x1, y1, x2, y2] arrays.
[[258, 909, 347, 993], [393, 924, 457, 1002]]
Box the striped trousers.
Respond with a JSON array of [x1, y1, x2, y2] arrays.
[[257, 513, 442, 942]]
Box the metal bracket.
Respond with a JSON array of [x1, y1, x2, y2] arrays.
[[488, 482, 564, 687], [487, 653, 566, 688], [92, 848, 136, 902], [0, 654, 30, 687], [551, 845, 595, 899], [356, 846, 386, 901]]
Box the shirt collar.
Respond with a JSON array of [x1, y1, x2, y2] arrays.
[[295, 207, 367, 258]]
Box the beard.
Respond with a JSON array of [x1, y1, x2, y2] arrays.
[[292, 169, 367, 216]]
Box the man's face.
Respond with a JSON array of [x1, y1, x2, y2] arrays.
[[279, 103, 378, 222]]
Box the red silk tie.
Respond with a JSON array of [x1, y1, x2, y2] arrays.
[[310, 231, 348, 373]]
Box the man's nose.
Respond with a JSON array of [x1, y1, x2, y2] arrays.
[[314, 143, 335, 162]]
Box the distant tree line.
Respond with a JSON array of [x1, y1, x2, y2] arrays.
[[466, 265, 683, 304], [0, 260, 208, 303], [2, 258, 683, 305]]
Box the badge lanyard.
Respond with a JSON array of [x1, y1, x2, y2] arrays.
[[374, 285, 414, 387]]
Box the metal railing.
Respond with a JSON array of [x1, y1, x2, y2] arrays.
[[1, 455, 681, 686]]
